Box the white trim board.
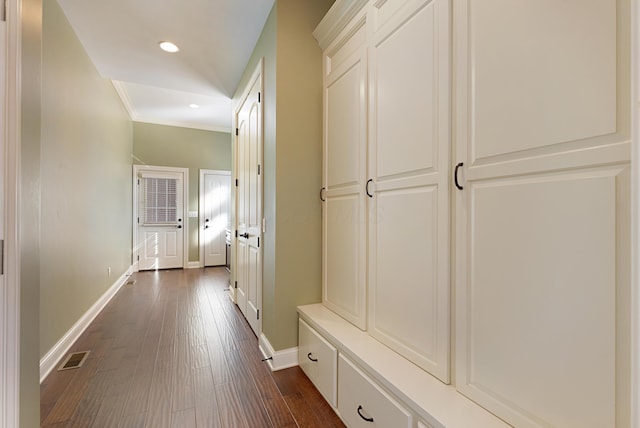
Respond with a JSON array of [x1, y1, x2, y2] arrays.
[[39, 266, 134, 383], [259, 334, 298, 371], [631, 0, 640, 424], [1, 0, 22, 426]]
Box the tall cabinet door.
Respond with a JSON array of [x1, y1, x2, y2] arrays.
[[367, 0, 451, 383], [322, 16, 368, 330], [454, 0, 631, 426]]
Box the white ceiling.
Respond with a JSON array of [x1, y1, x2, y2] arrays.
[[57, 0, 276, 133]]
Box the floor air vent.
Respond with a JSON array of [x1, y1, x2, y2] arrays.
[[58, 351, 90, 371]]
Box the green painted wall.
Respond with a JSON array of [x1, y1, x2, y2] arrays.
[[21, 0, 43, 424], [232, 0, 333, 351], [40, 0, 133, 363], [273, 0, 332, 351], [132, 122, 231, 262], [233, 2, 278, 344]]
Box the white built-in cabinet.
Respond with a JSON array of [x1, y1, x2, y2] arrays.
[[321, 0, 451, 382], [308, 0, 632, 426]]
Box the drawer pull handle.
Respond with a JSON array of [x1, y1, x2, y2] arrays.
[[307, 353, 318, 362], [357, 405, 374, 423]]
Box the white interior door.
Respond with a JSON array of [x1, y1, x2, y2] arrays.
[[235, 65, 263, 337], [135, 167, 186, 271], [201, 170, 230, 267], [454, 1, 630, 426]]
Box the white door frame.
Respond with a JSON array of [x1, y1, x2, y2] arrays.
[[199, 169, 231, 267], [132, 165, 189, 271], [1, 0, 20, 426], [631, 0, 640, 423]]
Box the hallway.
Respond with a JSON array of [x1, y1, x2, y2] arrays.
[[40, 267, 344, 427]]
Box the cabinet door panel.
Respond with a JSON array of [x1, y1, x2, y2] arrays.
[[458, 168, 625, 428], [324, 194, 366, 329], [454, 0, 630, 426], [370, 186, 443, 370], [323, 29, 368, 330], [326, 61, 364, 188], [368, 0, 450, 382], [470, 0, 616, 160], [373, 0, 437, 179]]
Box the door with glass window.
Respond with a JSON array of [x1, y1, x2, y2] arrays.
[[136, 167, 186, 270]]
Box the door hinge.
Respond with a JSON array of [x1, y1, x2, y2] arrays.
[[235, 280, 238, 289], [257, 164, 261, 175], [257, 309, 260, 319], [1, 0, 6, 22], [137, 178, 140, 185], [257, 237, 260, 248], [137, 217, 139, 224], [0, 240, 4, 275], [258, 92, 261, 103], [235, 230, 238, 238], [137, 255, 140, 261], [235, 128, 239, 136], [235, 179, 238, 187]]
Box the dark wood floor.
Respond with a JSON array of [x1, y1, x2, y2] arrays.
[[40, 267, 345, 428]]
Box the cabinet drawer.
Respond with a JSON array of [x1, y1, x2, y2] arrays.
[[338, 354, 412, 428], [298, 319, 338, 407]]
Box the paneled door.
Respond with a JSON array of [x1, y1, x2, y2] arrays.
[[200, 170, 230, 267], [321, 13, 368, 330], [235, 63, 263, 337], [454, 0, 631, 426], [135, 166, 187, 271], [367, 0, 451, 383]]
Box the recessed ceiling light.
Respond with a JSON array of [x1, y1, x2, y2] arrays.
[[189, 104, 200, 109], [159, 41, 179, 53]]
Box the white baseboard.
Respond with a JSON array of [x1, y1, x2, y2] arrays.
[[259, 333, 299, 371], [39, 265, 134, 383]]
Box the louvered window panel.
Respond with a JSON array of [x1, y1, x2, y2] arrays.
[[143, 177, 178, 224]]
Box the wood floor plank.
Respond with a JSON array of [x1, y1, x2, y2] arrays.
[[41, 339, 111, 425], [234, 376, 275, 427], [192, 366, 222, 428], [41, 267, 346, 428], [120, 297, 166, 417], [214, 382, 248, 428], [40, 369, 76, 419], [170, 408, 196, 428], [282, 391, 325, 427], [171, 334, 194, 412], [143, 342, 174, 428], [119, 412, 146, 428], [252, 372, 298, 427]]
